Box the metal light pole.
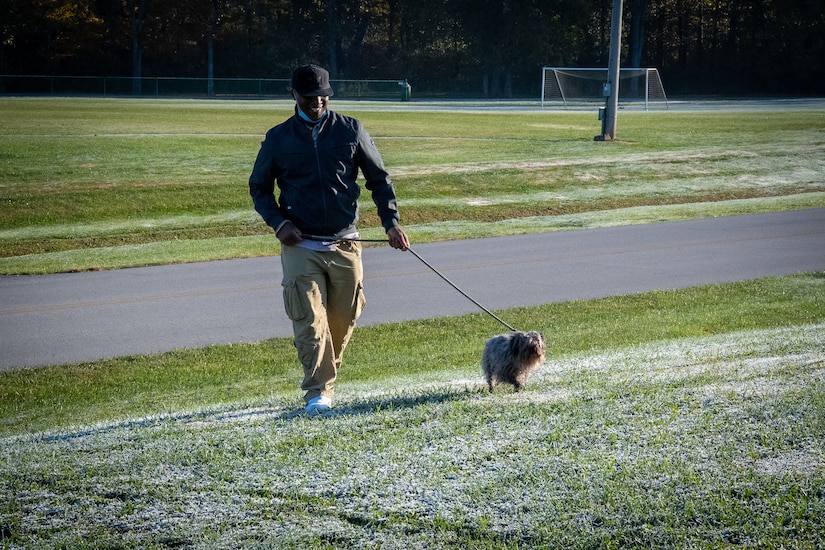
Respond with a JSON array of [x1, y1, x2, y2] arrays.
[[596, 0, 624, 141]]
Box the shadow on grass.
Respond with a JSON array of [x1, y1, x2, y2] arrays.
[[282, 386, 483, 420], [34, 386, 483, 442]]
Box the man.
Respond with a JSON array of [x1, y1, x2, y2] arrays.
[[249, 64, 410, 414]]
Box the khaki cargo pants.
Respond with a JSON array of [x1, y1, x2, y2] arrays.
[[280, 241, 365, 404]]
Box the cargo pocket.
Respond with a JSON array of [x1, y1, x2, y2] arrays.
[[282, 278, 307, 321]]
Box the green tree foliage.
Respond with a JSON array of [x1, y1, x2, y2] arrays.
[[1, 0, 823, 95]]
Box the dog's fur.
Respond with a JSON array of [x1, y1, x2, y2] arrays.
[[482, 330, 546, 392]]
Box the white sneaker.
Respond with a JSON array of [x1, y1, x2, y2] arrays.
[[305, 395, 332, 414]]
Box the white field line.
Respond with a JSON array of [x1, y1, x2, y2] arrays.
[[0, 210, 262, 241], [9, 97, 823, 113], [389, 142, 825, 177]]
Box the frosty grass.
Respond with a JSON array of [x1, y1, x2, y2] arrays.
[[2, 324, 823, 548]]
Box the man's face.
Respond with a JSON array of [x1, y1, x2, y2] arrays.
[[294, 93, 329, 121]]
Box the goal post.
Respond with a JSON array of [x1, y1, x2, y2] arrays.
[[541, 67, 668, 110]]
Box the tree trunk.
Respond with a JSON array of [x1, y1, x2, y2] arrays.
[[130, 0, 147, 95], [208, 0, 218, 97], [327, 0, 339, 78], [627, 0, 648, 68]]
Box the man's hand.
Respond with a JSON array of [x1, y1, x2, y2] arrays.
[[387, 226, 410, 251], [276, 221, 303, 246]]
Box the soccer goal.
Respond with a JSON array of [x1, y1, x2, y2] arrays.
[[541, 67, 668, 110]]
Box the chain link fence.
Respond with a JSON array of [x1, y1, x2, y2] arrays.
[[0, 75, 412, 101]]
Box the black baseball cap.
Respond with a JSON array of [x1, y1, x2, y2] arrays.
[[291, 64, 334, 97]]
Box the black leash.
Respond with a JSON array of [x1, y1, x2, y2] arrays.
[[305, 235, 517, 332]]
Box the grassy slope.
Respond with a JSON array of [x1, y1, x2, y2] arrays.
[[2, 272, 823, 436]]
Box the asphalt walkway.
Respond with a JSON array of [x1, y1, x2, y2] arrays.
[[1, 209, 824, 371]]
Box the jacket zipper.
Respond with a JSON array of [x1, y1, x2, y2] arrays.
[[311, 123, 327, 228]]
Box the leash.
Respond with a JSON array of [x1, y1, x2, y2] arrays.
[[305, 235, 517, 332]]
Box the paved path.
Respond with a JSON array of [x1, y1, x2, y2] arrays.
[[2, 209, 824, 371]]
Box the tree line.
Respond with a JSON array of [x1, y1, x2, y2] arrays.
[[1, 0, 823, 97]]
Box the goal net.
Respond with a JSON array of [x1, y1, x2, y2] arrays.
[[541, 68, 668, 110]]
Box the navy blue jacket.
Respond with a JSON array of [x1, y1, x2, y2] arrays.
[[249, 110, 400, 237]]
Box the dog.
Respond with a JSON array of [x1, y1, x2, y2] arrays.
[[482, 330, 546, 392]]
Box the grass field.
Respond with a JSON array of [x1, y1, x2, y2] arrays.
[[1, 98, 824, 273], [1, 98, 824, 548]]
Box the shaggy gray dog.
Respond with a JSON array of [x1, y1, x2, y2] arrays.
[[482, 330, 546, 392]]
